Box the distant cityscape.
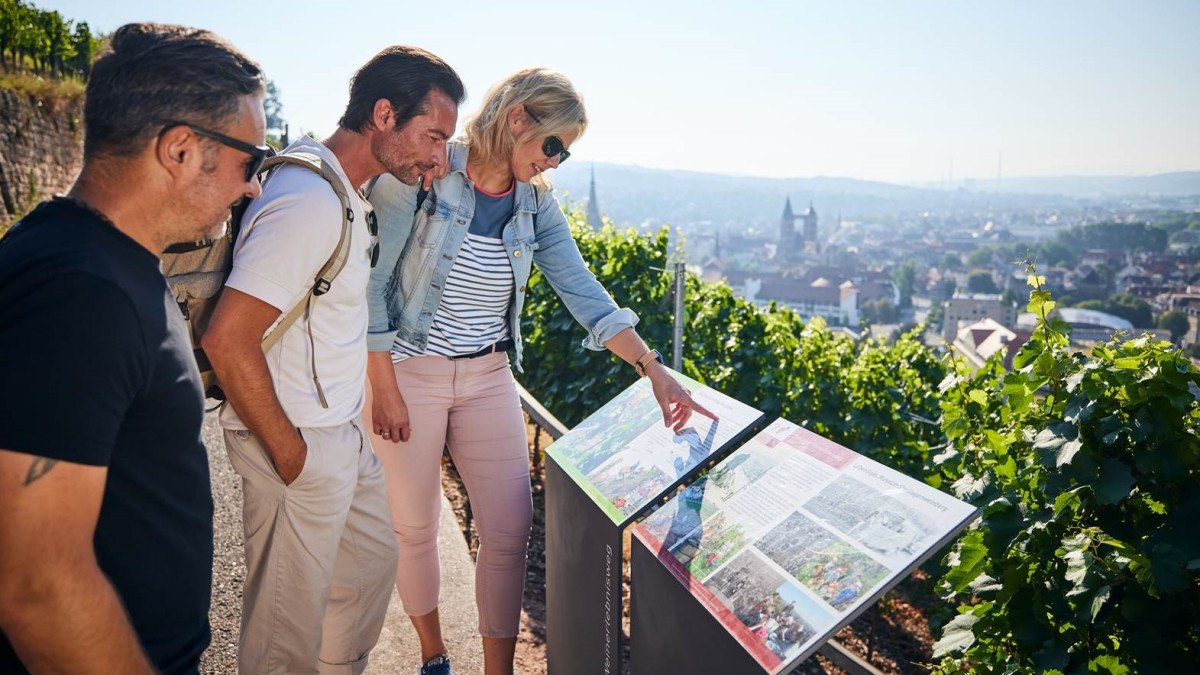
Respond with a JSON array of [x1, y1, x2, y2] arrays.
[[562, 163, 1200, 367]]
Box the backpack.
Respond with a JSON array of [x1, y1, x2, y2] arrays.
[[162, 152, 356, 401]]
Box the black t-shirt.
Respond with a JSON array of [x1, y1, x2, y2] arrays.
[[0, 199, 212, 674]]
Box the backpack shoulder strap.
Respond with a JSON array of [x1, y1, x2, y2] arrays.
[[252, 152, 357, 354]]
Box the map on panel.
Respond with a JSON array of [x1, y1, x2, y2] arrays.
[[545, 368, 763, 525], [632, 418, 978, 674]]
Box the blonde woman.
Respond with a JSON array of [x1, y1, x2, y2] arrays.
[[365, 68, 714, 675]]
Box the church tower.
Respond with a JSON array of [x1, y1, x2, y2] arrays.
[[802, 202, 818, 244], [586, 165, 603, 231], [780, 196, 796, 247]]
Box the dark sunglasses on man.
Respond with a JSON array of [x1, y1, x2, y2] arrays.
[[366, 210, 380, 268], [163, 121, 271, 182], [523, 108, 571, 164], [167, 121, 382, 268]]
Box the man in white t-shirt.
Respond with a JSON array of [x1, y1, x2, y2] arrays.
[[203, 47, 464, 675]]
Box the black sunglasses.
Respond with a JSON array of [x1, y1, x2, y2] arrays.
[[524, 108, 571, 164], [164, 121, 271, 183], [366, 210, 380, 268]]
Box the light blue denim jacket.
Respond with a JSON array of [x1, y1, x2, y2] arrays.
[[365, 141, 638, 371]]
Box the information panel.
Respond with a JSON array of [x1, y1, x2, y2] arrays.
[[545, 368, 763, 675], [546, 369, 764, 526], [631, 418, 978, 674]]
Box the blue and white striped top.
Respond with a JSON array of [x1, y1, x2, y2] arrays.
[[392, 182, 516, 359]]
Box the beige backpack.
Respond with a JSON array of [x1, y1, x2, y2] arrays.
[[162, 152, 355, 403]]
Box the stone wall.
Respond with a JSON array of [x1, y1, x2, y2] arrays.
[[0, 89, 84, 227]]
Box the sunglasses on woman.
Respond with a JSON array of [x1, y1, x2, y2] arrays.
[[524, 108, 571, 163], [163, 121, 271, 183]]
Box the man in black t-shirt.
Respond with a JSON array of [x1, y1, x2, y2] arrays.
[[0, 24, 266, 675]]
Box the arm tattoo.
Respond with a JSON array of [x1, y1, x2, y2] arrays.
[[24, 457, 59, 485]]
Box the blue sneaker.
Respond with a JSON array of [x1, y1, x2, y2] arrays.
[[419, 654, 452, 675]]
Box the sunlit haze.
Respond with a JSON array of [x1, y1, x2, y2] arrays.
[[43, 0, 1200, 183]]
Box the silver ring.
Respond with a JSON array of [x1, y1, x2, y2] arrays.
[[381, 432, 391, 438]]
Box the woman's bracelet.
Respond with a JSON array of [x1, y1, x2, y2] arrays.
[[634, 349, 664, 377]]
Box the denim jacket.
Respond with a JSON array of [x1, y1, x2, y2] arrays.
[[365, 141, 638, 371]]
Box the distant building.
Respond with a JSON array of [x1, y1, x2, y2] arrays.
[[1065, 266, 1112, 303], [954, 318, 1031, 370], [700, 256, 726, 283], [802, 202, 818, 243], [1016, 307, 1161, 343], [778, 197, 818, 260], [1079, 249, 1126, 269], [586, 165, 603, 231], [1164, 292, 1200, 346], [943, 293, 1018, 342], [742, 275, 860, 327], [779, 197, 797, 251]]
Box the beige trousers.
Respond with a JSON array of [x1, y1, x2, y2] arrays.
[[225, 418, 398, 674]]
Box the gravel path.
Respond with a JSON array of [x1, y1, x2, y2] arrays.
[[195, 412, 485, 674], [196, 411, 924, 674], [200, 412, 244, 675]]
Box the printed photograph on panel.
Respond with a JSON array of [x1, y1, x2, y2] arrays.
[[546, 383, 660, 474], [756, 511, 889, 611], [638, 480, 719, 550], [548, 369, 765, 522], [706, 451, 777, 496], [668, 511, 748, 580], [705, 551, 830, 662], [663, 423, 721, 479], [804, 475, 937, 558], [590, 459, 671, 517]]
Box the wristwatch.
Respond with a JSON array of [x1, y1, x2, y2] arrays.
[[635, 349, 664, 377]]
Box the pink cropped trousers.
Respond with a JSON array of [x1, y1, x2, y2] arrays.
[[366, 351, 532, 638]]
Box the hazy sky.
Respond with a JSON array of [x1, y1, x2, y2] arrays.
[[43, 0, 1200, 183]]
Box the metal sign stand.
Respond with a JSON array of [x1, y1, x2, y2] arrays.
[[545, 458, 627, 675], [667, 224, 686, 371], [543, 374, 763, 675]]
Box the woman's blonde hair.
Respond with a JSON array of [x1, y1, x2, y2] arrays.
[[462, 67, 587, 188]]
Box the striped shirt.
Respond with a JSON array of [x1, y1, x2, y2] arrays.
[[393, 183, 516, 359]]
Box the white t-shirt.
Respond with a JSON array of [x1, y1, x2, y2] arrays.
[[219, 137, 373, 429]]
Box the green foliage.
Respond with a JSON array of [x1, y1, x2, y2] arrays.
[[68, 20, 97, 78], [0, 67, 84, 106], [0, 0, 95, 80], [517, 207, 947, 478], [1057, 221, 1170, 254], [936, 276, 957, 300], [517, 208, 1200, 672], [940, 252, 962, 271], [1156, 310, 1190, 342], [931, 268, 1200, 673], [966, 248, 993, 268], [928, 300, 945, 328], [1076, 294, 1155, 329], [893, 260, 916, 308], [967, 238, 1077, 270], [967, 270, 999, 294], [1153, 211, 1200, 236], [1036, 239, 1078, 267], [264, 80, 286, 148], [969, 222, 1172, 274], [860, 298, 899, 325]]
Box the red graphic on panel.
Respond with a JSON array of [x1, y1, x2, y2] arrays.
[[784, 426, 856, 469], [633, 528, 784, 671]]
